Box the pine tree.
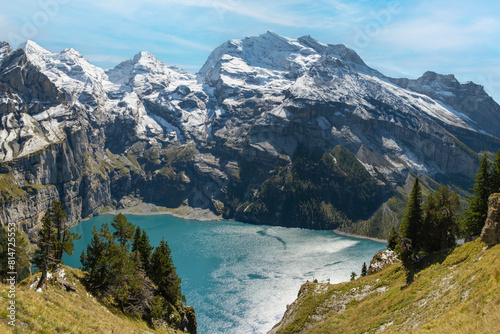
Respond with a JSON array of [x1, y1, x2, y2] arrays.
[[80, 216, 192, 329], [81, 224, 111, 290], [14, 228, 31, 281], [52, 201, 67, 262], [33, 210, 57, 289], [462, 154, 492, 237], [34, 201, 80, 289], [124, 261, 154, 319], [138, 230, 153, 275], [131, 227, 153, 274], [106, 240, 138, 311], [491, 148, 500, 193], [422, 186, 460, 253], [387, 227, 399, 251], [81, 216, 158, 318], [111, 213, 135, 249], [434, 186, 460, 249], [150, 238, 185, 303], [350, 272, 357, 281], [50, 201, 80, 263], [400, 177, 423, 255], [421, 192, 438, 253], [132, 226, 142, 253], [361, 262, 367, 276]]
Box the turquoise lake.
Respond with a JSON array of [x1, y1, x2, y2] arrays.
[[63, 214, 385, 334]]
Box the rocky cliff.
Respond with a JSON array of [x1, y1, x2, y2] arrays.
[[481, 193, 500, 246], [1, 33, 500, 236]]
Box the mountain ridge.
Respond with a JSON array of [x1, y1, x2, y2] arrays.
[[1, 32, 500, 237]]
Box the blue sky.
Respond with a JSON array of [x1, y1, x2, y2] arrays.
[[1, 0, 500, 102]]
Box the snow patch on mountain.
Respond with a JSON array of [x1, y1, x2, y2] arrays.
[[2, 32, 499, 184], [22, 40, 108, 108], [0, 105, 69, 161], [197, 32, 478, 136], [106, 51, 196, 94]]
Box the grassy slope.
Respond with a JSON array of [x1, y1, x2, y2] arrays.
[[270, 239, 500, 334], [0, 266, 181, 334]]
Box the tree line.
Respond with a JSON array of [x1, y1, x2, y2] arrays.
[[0, 203, 193, 332], [388, 149, 500, 265], [80, 213, 191, 330]]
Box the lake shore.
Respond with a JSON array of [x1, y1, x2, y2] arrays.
[[332, 229, 387, 244], [100, 201, 222, 222], [97, 200, 386, 244]]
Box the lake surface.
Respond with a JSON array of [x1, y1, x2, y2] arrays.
[[63, 214, 385, 334]]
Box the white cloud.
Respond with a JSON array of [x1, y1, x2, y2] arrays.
[[141, 32, 214, 52], [375, 16, 500, 51], [77, 0, 357, 29]]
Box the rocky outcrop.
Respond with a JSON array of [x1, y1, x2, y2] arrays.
[[367, 250, 400, 275], [480, 193, 500, 246], [180, 305, 197, 334]]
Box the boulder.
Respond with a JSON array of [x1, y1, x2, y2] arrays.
[[367, 249, 400, 275], [480, 193, 500, 247]]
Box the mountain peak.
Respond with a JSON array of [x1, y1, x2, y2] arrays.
[[132, 51, 158, 64], [21, 40, 51, 56], [106, 50, 194, 89], [297, 34, 328, 49], [198, 32, 369, 85], [419, 71, 458, 84], [296, 35, 366, 66], [20, 40, 54, 69], [260, 31, 290, 42]]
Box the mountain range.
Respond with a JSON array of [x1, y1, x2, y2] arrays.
[[1, 32, 500, 237]]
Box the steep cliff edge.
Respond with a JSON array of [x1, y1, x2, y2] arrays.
[[269, 239, 500, 334]]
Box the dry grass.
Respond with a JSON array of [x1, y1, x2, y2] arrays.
[[272, 239, 500, 334], [0, 266, 181, 334]]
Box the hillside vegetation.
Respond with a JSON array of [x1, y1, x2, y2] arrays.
[[0, 265, 183, 333], [231, 145, 390, 230], [270, 239, 500, 334]]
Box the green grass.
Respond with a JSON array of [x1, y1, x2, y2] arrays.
[[271, 239, 500, 334], [0, 173, 28, 201], [0, 266, 183, 333]]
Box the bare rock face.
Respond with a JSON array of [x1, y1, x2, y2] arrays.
[[394, 71, 500, 139], [367, 249, 400, 275], [2, 34, 500, 236], [480, 193, 500, 247]]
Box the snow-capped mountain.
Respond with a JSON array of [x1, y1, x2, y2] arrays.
[[196, 32, 497, 179], [1, 32, 500, 236], [393, 71, 500, 138]]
